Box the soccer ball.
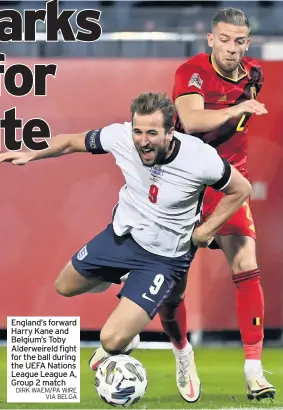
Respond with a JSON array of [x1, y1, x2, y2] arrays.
[[95, 354, 148, 407]]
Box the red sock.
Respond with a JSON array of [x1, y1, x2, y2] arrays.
[[159, 299, 188, 349], [233, 269, 264, 360]]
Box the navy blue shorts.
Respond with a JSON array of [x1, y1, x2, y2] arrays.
[[72, 224, 196, 319]]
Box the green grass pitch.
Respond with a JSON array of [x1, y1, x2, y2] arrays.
[[0, 346, 282, 409]]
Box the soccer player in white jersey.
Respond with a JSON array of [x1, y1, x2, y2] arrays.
[[0, 92, 252, 403]]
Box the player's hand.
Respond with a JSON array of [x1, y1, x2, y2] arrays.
[[0, 151, 34, 165], [192, 227, 214, 248], [228, 100, 268, 118]]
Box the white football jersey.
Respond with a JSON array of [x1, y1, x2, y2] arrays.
[[85, 122, 231, 257]]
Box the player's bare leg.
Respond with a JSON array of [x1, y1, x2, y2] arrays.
[[89, 335, 140, 371], [159, 277, 201, 403], [55, 261, 138, 371], [88, 273, 140, 371], [90, 297, 147, 369], [218, 234, 275, 401], [159, 275, 189, 350], [100, 296, 150, 353], [56, 264, 139, 370], [55, 260, 111, 296]]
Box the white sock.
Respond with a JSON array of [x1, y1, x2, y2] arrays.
[[121, 335, 138, 353], [244, 359, 262, 375], [173, 341, 193, 355]]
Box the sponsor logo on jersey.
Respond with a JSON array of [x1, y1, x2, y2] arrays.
[[217, 95, 227, 102], [188, 73, 203, 89], [142, 293, 155, 302], [151, 166, 164, 177]]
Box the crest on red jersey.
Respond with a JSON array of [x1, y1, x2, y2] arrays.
[[188, 73, 203, 89]]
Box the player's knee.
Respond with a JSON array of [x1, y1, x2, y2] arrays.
[[100, 328, 128, 354], [159, 297, 184, 320], [55, 278, 75, 297], [164, 291, 184, 306], [242, 330, 263, 345], [231, 258, 258, 275]]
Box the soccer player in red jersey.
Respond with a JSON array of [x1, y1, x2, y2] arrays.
[[159, 7, 276, 402]]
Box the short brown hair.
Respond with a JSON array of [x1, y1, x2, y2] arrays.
[[212, 8, 251, 32], [130, 92, 175, 133]]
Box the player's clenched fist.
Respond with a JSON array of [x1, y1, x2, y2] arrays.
[[0, 151, 34, 165], [192, 226, 214, 248], [228, 100, 268, 118]]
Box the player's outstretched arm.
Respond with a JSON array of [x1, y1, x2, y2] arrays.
[[175, 94, 267, 134], [0, 131, 89, 165], [193, 166, 251, 247]]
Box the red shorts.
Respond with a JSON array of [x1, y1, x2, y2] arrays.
[[202, 186, 256, 240]]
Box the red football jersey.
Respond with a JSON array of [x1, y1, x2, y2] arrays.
[[172, 53, 264, 177]]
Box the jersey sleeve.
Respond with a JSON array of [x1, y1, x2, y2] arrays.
[[85, 123, 125, 154], [199, 143, 232, 190], [249, 62, 264, 97], [174, 63, 205, 100], [256, 66, 264, 96]]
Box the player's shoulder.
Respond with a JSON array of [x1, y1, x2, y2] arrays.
[[242, 56, 263, 70], [174, 131, 220, 175], [175, 130, 212, 155], [242, 56, 264, 81], [101, 121, 133, 151], [104, 121, 131, 131], [121, 121, 132, 134], [103, 121, 132, 138], [176, 53, 212, 75]]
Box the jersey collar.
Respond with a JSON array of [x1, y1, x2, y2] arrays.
[[161, 137, 181, 165], [210, 54, 247, 84]]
